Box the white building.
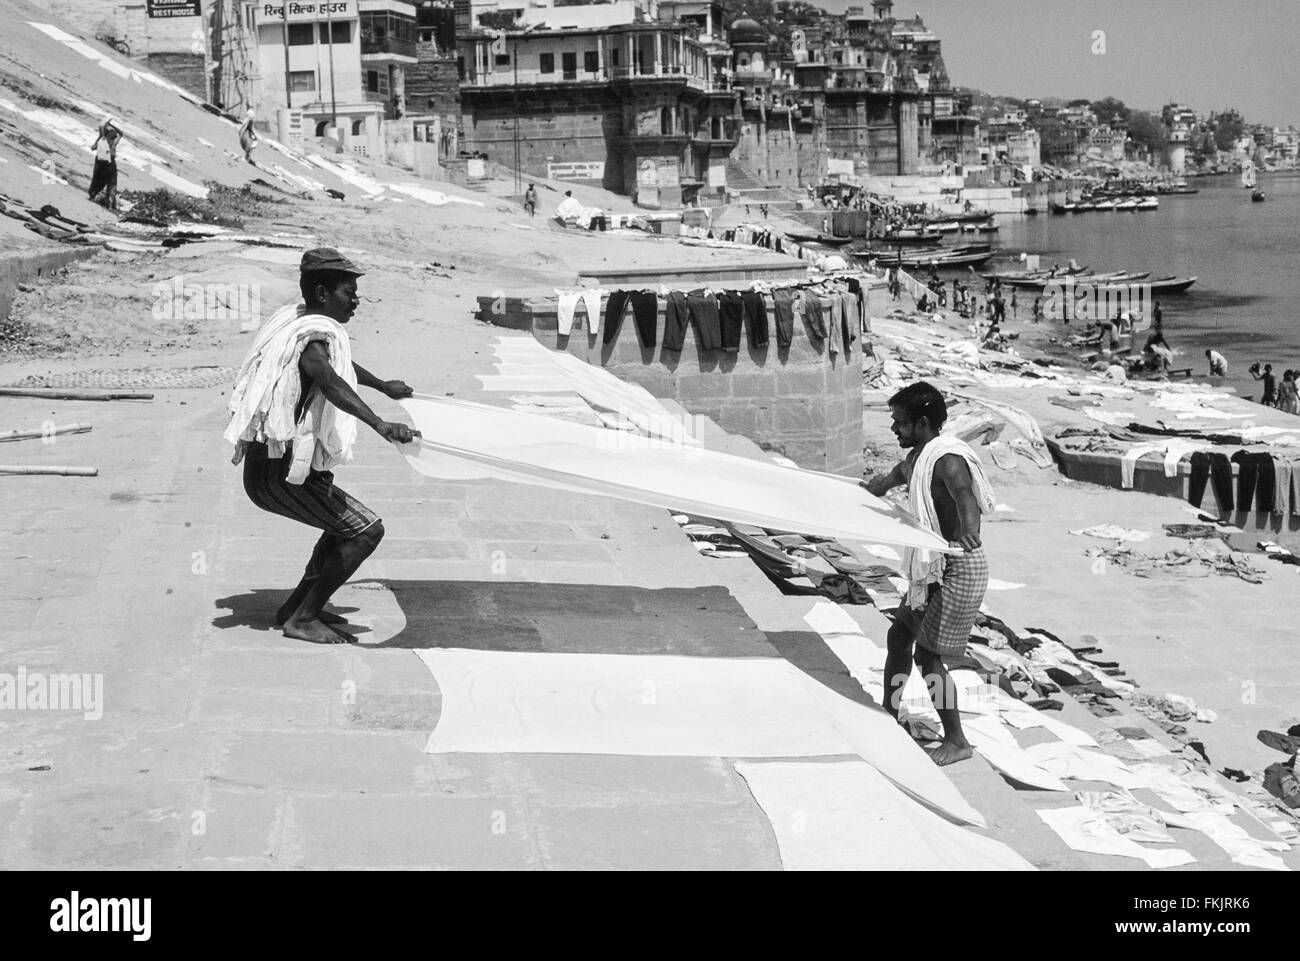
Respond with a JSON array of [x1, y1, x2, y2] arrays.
[[242, 0, 382, 134]]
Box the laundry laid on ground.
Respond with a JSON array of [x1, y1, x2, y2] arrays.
[[417, 646, 986, 827], [1070, 524, 1152, 542], [733, 760, 1034, 870], [1084, 540, 1270, 583]]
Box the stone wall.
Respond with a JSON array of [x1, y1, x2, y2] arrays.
[[144, 52, 206, 100], [406, 46, 462, 134], [461, 88, 622, 191], [477, 288, 870, 475]]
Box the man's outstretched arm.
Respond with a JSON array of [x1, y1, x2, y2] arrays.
[[352, 360, 413, 399], [935, 453, 982, 551], [860, 461, 906, 498], [302, 343, 419, 443]]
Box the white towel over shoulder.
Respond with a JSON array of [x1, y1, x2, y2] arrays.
[[904, 434, 996, 609], [223, 301, 358, 484]]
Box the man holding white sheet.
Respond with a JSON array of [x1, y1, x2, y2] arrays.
[[861, 382, 996, 766]]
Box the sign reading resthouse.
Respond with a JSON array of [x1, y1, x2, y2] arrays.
[[147, 0, 202, 17]]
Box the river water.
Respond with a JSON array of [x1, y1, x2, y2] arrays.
[[994, 172, 1300, 401]]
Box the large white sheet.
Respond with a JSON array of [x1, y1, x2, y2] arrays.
[[398, 396, 953, 553], [734, 760, 1034, 870], [417, 647, 984, 826]]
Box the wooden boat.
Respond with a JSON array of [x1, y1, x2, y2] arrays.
[[878, 227, 944, 244], [784, 232, 855, 247], [1089, 275, 1198, 295], [983, 264, 1090, 284], [1135, 197, 1159, 210]]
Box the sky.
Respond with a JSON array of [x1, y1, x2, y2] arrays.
[[815, 0, 1300, 126]]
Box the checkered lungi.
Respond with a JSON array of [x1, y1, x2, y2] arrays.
[[912, 546, 989, 658]]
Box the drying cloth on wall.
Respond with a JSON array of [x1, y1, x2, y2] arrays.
[[733, 760, 1034, 871], [397, 396, 953, 554], [555, 289, 602, 336], [1037, 806, 1196, 869], [417, 647, 986, 825]]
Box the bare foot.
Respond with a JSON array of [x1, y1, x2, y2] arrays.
[[927, 741, 974, 767], [275, 603, 347, 626], [283, 617, 355, 645]]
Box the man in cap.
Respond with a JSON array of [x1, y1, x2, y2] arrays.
[[225, 248, 420, 644]]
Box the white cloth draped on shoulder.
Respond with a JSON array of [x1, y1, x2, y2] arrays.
[[396, 395, 955, 554], [904, 434, 997, 609], [224, 301, 358, 484]]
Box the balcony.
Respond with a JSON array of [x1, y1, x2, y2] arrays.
[[360, 12, 418, 62]]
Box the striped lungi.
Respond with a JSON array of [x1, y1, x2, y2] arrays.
[[242, 441, 378, 539], [913, 546, 989, 658]]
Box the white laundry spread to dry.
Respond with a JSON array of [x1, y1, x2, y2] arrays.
[[734, 760, 1034, 870], [416, 647, 985, 826]]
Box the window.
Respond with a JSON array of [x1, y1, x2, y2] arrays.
[[365, 70, 389, 95], [289, 70, 316, 92], [612, 47, 619, 67], [561, 52, 576, 80], [584, 50, 599, 74], [539, 53, 554, 74], [495, 54, 510, 67], [287, 23, 314, 45], [318, 21, 351, 45]]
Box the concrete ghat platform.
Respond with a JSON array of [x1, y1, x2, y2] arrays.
[[578, 259, 811, 286]]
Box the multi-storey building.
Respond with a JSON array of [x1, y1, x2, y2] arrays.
[[242, 0, 383, 134]]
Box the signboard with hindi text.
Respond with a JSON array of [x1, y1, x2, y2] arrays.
[[147, 0, 202, 16], [547, 161, 605, 182], [256, 1, 356, 22]]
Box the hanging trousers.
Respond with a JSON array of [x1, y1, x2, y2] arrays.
[[603, 289, 658, 347], [740, 290, 769, 348], [1188, 451, 1234, 511], [772, 289, 797, 347], [801, 289, 827, 340], [685, 290, 723, 351], [718, 290, 746, 352], [662, 290, 692, 352], [1230, 450, 1275, 513]]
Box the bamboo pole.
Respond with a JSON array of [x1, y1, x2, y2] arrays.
[[0, 423, 93, 443], [0, 388, 153, 401], [0, 465, 98, 476]]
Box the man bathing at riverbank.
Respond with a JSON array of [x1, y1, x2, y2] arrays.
[[224, 248, 421, 644], [1206, 349, 1228, 377], [860, 382, 996, 766]]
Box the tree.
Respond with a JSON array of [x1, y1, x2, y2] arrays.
[[1090, 96, 1130, 125], [1126, 110, 1167, 155], [1213, 114, 1245, 152]]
